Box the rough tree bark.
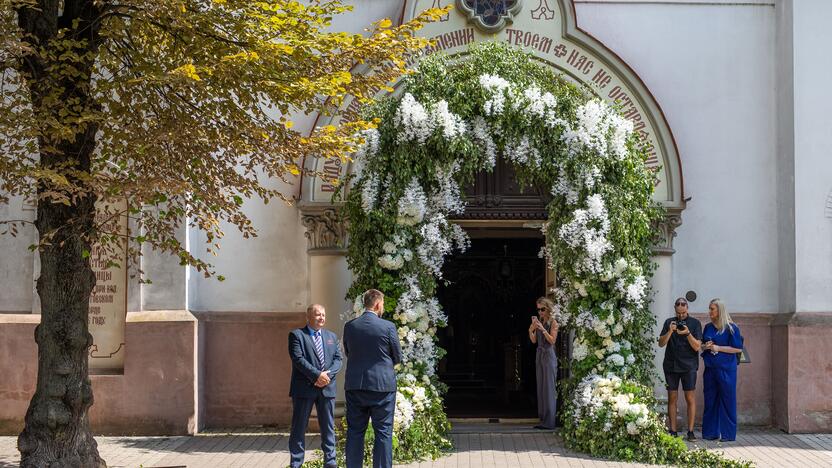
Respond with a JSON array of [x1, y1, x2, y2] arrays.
[[14, 1, 107, 466]]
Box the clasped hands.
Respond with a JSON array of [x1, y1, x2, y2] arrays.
[[314, 370, 331, 388]]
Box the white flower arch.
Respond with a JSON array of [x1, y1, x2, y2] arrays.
[[339, 44, 736, 466]]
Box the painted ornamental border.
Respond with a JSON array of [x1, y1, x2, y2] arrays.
[[299, 0, 685, 254]]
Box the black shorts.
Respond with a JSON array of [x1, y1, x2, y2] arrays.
[[665, 370, 697, 391]]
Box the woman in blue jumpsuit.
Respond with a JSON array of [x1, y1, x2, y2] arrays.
[[701, 298, 744, 441]]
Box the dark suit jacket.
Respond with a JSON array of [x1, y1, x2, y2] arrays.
[[343, 311, 402, 392], [288, 326, 342, 398]]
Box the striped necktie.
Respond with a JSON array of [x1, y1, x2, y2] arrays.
[[313, 330, 325, 369]]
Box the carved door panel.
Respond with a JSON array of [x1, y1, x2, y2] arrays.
[[457, 159, 549, 220]]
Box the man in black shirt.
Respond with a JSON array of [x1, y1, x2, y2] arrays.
[[658, 297, 702, 441]]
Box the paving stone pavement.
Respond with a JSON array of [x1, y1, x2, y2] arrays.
[[1, 426, 830, 468]]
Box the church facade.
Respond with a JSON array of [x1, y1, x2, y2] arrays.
[[2, 0, 831, 435]]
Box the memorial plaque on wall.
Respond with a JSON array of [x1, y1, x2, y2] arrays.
[[88, 200, 128, 372]]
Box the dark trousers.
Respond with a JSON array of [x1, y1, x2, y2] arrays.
[[702, 366, 738, 441], [289, 394, 336, 468], [345, 389, 396, 468]]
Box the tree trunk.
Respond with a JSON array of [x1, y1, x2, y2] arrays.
[[15, 1, 106, 466], [17, 187, 105, 468]]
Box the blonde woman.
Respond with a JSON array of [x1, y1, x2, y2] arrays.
[[701, 298, 744, 442], [528, 297, 559, 430]]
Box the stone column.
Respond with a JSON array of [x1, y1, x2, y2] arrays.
[[301, 205, 351, 416], [650, 211, 682, 397]]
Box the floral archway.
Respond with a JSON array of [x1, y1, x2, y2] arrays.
[[339, 43, 741, 467]]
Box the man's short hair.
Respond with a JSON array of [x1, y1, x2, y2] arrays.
[[363, 289, 384, 309], [306, 304, 324, 316]]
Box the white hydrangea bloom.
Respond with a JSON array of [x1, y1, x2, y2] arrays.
[[616, 275, 648, 306], [352, 128, 380, 180], [394, 391, 415, 431], [433, 100, 467, 140], [397, 178, 427, 226], [361, 174, 380, 213], [471, 116, 498, 168], [417, 213, 453, 276], [433, 165, 466, 215], [558, 195, 612, 274], [395, 93, 435, 144], [378, 254, 405, 270], [479, 74, 511, 116]]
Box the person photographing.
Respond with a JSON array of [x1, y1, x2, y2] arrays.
[[658, 297, 702, 441], [528, 297, 559, 430]]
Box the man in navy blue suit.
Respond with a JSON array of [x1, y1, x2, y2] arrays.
[[343, 289, 402, 468], [288, 304, 342, 468]]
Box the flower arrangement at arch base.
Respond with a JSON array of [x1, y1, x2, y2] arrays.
[[305, 42, 750, 468]]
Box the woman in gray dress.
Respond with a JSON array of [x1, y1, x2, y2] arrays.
[[529, 297, 559, 430]]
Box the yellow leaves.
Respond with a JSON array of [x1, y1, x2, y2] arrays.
[[221, 51, 260, 63], [288, 165, 300, 176], [378, 18, 393, 29], [274, 43, 294, 55], [171, 63, 201, 81], [283, 121, 294, 129], [331, 71, 352, 86]]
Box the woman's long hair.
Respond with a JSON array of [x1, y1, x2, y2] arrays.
[[536, 297, 556, 323], [710, 298, 735, 334]]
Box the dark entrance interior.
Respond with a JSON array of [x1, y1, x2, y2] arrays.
[[437, 235, 545, 418]]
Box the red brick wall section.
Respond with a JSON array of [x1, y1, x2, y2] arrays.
[[772, 312, 832, 433], [0, 312, 198, 436], [0, 315, 39, 435], [669, 313, 773, 427], [198, 311, 306, 429]]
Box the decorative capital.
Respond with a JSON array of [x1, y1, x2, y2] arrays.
[[652, 210, 683, 256], [300, 205, 347, 255]]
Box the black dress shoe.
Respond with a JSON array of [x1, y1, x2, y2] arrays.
[[668, 430, 678, 437], [686, 431, 697, 441]]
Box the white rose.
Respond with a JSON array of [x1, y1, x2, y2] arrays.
[[626, 421, 638, 435], [594, 350, 604, 359], [614, 258, 628, 276], [613, 323, 623, 335], [382, 241, 397, 254]]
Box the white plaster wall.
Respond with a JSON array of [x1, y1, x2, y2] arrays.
[[187, 182, 310, 312], [792, 0, 832, 313], [0, 196, 35, 313], [575, 1, 779, 314], [184, 1, 407, 313]]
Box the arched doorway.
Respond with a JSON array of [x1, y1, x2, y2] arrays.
[[437, 161, 567, 419]]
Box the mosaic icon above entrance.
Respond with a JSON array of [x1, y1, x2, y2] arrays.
[[457, 0, 523, 33]]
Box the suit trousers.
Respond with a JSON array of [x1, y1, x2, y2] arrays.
[[289, 393, 336, 468], [345, 389, 396, 468]]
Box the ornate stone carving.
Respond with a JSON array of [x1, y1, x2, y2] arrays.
[[652, 210, 683, 255], [300, 207, 347, 254]]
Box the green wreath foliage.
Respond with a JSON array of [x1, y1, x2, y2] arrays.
[[323, 42, 751, 467]]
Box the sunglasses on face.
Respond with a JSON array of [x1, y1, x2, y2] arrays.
[[537, 307, 547, 312], [675, 302, 687, 307]]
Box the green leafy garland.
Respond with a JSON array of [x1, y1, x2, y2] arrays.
[[333, 42, 749, 467]]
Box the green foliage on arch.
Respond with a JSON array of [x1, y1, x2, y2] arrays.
[[333, 42, 749, 467]]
